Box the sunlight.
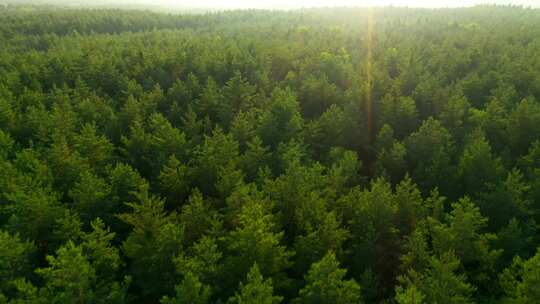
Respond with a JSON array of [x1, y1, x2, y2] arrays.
[[160, 0, 539, 9]]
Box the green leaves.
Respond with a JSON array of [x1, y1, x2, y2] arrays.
[[405, 118, 457, 196], [500, 248, 540, 303], [399, 252, 475, 304], [458, 130, 504, 195], [161, 272, 212, 304], [119, 190, 183, 300], [295, 252, 362, 304], [190, 128, 242, 197], [37, 234, 130, 304], [81, 219, 122, 280], [229, 264, 283, 304], [395, 285, 425, 304], [379, 95, 419, 139], [159, 156, 190, 206], [69, 171, 111, 223], [37, 242, 96, 303], [258, 88, 303, 149], [121, 113, 187, 178], [406, 197, 501, 295], [0, 231, 35, 292], [223, 199, 292, 297], [73, 123, 113, 170]]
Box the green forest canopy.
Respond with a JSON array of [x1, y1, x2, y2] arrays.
[[1, 4, 540, 304]]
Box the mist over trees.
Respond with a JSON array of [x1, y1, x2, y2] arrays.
[[0, 4, 540, 303]]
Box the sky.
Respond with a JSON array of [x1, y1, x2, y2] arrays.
[[160, 0, 539, 9], [2, 0, 539, 9]]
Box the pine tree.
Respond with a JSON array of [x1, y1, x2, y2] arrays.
[[161, 272, 211, 304], [119, 190, 183, 300], [228, 264, 282, 304], [500, 248, 540, 303], [397, 252, 475, 304], [295, 252, 362, 304]]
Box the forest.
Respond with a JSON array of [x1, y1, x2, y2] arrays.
[[0, 4, 540, 303]]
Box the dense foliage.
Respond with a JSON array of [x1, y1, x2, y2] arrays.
[[1, 4, 540, 303]]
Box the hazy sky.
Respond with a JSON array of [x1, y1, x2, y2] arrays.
[[4, 0, 538, 9], [161, 0, 539, 9]]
